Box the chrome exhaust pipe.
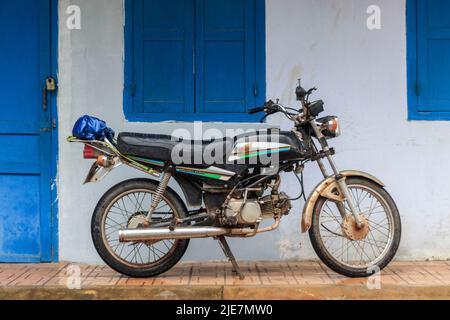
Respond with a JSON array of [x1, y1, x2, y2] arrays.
[[119, 227, 229, 242]]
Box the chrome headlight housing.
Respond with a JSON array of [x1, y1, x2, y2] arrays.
[[318, 116, 341, 138]]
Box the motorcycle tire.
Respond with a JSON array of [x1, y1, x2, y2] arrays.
[[91, 179, 190, 278], [309, 177, 402, 278]]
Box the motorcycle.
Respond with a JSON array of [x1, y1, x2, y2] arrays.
[[68, 81, 401, 279]]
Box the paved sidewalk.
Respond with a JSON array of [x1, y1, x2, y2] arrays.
[[0, 261, 449, 300]]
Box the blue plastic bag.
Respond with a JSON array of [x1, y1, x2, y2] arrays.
[[72, 115, 115, 141]]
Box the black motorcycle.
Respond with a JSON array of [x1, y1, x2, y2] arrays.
[[69, 81, 401, 279]]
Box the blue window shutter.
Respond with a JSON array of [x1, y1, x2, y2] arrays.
[[417, 0, 450, 112], [125, 0, 265, 122], [133, 0, 195, 114], [195, 0, 257, 114]]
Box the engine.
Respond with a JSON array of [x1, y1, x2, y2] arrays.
[[224, 193, 292, 226]]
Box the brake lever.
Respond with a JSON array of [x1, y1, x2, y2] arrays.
[[307, 87, 318, 95]]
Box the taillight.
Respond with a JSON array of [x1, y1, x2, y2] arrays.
[[83, 145, 99, 159]]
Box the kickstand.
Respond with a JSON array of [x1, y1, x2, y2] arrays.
[[217, 236, 245, 280]]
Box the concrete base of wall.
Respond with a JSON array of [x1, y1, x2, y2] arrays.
[[1, 261, 449, 300], [1, 285, 449, 300]]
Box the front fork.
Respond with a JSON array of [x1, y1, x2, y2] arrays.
[[310, 121, 364, 228]]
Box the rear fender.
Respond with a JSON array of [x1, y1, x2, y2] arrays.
[[84, 159, 122, 184], [173, 175, 203, 208], [301, 171, 385, 233]]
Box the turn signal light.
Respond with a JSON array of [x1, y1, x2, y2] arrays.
[[320, 116, 341, 138], [97, 155, 115, 168]]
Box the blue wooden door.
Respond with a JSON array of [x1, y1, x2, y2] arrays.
[[417, 0, 450, 112], [195, 0, 257, 114], [0, 0, 54, 262]]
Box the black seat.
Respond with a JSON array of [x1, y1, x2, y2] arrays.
[[117, 132, 234, 163], [117, 133, 181, 161]]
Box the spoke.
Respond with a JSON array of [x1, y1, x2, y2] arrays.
[[367, 231, 385, 255], [367, 205, 383, 218], [366, 217, 390, 233], [358, 190, 370, 207], [360, 236, 379, 258], [106, 216, 124, 229], [137, 192, 147, 212], [354, 240, 373, 263], [135, 243, 145, 264], [118, 242, 126, 257], [360, 238, 387, 251], [106, 229, 121, 238], [162, 240, 172, 251], [131, 192, 141, 213], [123, 245, 137, 262], [149, 245, 162, 260], [332, 239, 353, 258], [323, 231, 342, 248]]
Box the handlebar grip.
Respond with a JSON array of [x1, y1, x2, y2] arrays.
[[249, 106, 266, 115]]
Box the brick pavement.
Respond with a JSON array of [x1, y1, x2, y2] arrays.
[[0, 261, 449, 300]]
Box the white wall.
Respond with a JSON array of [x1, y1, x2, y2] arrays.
[[58, 0, 450, 263]]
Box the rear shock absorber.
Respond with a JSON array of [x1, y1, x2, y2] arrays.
[[146, 170, 172, 221]]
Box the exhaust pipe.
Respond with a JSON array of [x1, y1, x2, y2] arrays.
[[119, 227, 228, 242]]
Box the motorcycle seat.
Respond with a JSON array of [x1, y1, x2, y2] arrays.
[[117, 132, 234, 163]]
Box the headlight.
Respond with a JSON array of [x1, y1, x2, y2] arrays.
[[319, 116, 341, 138]]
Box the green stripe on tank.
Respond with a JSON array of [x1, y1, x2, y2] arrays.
[[239, 147, 291, 159], [176, 169, 222, 180], [129, 156, 165, 167]]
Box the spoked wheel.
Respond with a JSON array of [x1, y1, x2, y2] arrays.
[[309, 177, 401, 278], [91, 179, 190, 278]]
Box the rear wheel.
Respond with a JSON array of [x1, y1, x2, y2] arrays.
[[91, 179, 190, 278], [309, 177, 401, 278]]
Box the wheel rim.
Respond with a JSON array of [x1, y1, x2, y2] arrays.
[[101, 189, 181, 269], [317, 184, 395, 269]]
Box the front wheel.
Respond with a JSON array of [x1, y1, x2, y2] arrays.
[[309, 177, 401, 278], [91, 179, 190, 278]]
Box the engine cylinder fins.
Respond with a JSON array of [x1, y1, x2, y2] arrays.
[[260, 193, 292, 218]]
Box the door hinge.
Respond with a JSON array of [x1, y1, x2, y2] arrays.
[[415, 81, 421, 96], [253, 84, 258, 97], [130, 84, 136, 97]]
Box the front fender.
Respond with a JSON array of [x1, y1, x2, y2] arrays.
[[301, 170, 385, 233]]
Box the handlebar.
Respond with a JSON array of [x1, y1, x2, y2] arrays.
[[248, 106, 266, 115], [249, 100, 276, 115], [249, 100, 300, 122], [249, 85, 319, 121]]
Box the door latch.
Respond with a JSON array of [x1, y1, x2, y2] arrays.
[[43, 77, 57, 111], [46, 77, 56, 91]]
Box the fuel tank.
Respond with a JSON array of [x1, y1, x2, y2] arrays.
[[227, 129, 308, 166], [172, 130, 309, 185]]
